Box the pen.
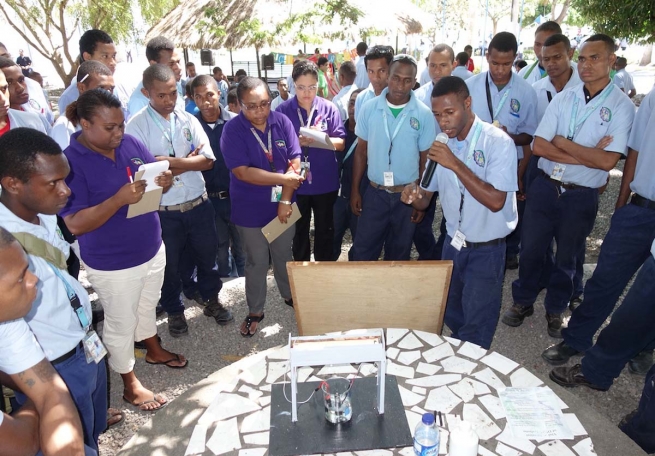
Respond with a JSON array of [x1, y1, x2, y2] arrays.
[[126, 166, 133, 183], [288, 160, 300, 175]]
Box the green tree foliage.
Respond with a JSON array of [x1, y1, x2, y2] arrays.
[[572, 0, 655, 42]]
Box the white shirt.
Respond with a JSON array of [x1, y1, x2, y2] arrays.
[[127, 80, 185, 120], [536, 82, 635, 188], [520, 60, 578, 85], [414, 81, 434, 108], [354, 56, 370, 91], [271, 93, 293, 111], [532, 68, 582, 122], [50, 116, 81, 150], [23, 77, 54, 125], [466, 72, 538, 159], [8, 109, 46, 133], [354, 85, 377, 122], [419, 67, 431, 86], [286, 75, 295, 96], [331, 84, 357, 120], [613, 68, 635, 94], [0, 204, 91, 361], [452, 66, 473, 81], [628, 87, 655, 200], [421, 117, 518, 242], [0, 317, 45, 374], [126, 107, 215, 205], [58, 75, 133, 120]]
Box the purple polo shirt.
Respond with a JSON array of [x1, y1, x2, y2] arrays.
[[276, 96, 345, 195], [60, 132, 163, 271], [220, 111, 301, 228]]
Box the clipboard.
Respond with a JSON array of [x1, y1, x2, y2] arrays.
[[299, 127, 336, 151], [126, 168, 164, 218], [261, 202, 301, 243]]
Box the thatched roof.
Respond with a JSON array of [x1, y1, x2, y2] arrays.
[[146, 0, 429, 50]]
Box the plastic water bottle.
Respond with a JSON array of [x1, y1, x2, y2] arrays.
[[449, 420, 479, 456], [413, 413, 440, 456]]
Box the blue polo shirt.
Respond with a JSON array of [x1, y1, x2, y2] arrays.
[[336, 119, 369, 199], [354, 85, 376, 122], [220, 111, 302, 228], [356, 87, 436, 186], [61, 132, 163, 271], [628, 87, 655, 200], [276, 96, 346, 196], [196, 108, 237, 194]]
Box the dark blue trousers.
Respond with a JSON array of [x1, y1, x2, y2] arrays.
[[443, 236, 506, 349], [413, 193, 437, 260], [581, 255, 655, 391], [621, 361, 655, 454], [563, 202, 655, 352], [352, 186, 416, 261], [211, 197, 245, 277], [512, 176, 598, 314], [333, 194, 359, 260], [159, 200, 221, 315]]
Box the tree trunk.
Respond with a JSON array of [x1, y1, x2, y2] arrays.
[[553, 0, 571, 23], [255, 46, 262, 79], [640, 44, 653, 66], [492, 17, 499, 36], [511, 0, 519, 24]]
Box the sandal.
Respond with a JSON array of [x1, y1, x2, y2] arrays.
[[107, 408, 124, 428], [122, 394, 168, 412], [145, 353, 188, 369], [240, 313, 265, 338]]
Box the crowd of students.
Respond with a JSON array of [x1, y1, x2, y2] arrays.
[[0, 20, 654, 455]]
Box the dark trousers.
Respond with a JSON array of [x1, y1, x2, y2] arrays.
[[211, 197, 245, 277], [352, 186, 416, 261], [413, 193, 437, 260], [16, 347, 107, 452], [621, 362, 655, 454], [443, 236, 506, 349], [294, 191, 338, 261], [159, 200, 221, 315], [333, 194, 359, 260], [581, 255, 655, 390], [512, 176, 598, 314], [506, 198, 524, 258], [563, 202, 655, 352]]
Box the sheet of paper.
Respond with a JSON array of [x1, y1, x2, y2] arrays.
[[424, 385, 462, 413], [562, 413, 587, 436], [386, 360, 415, 379], [416, 362, 441, 375], [206, 418, 241, 455], [423, 343, 455, 363], [457, 341, 488, 360], [184, 424, 207, 456], [497, 424, 536, 454], [510, 367, 543, 388], [472, 367, 507, 392], [398, 385, 425, 407], [480, 352, 519, 375], [440, 355, 477, 375], [299, 126, 335, 150], [499, 387, 573, 440], [137, 160, 170, 191]]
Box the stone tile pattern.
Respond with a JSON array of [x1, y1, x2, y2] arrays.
[[187, 329, 592, 456]]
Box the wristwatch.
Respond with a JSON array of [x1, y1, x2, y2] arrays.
[[279, 200, 292, 205]]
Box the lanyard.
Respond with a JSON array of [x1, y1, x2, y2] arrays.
[[567, 84, 614, 140], [48, 263, 90, 332], [147, 106, 176, 157], [250, 127, 275, 172], [297, 106, 317, 128], [382, 109, 407, 167], [453, 122, 484, 228], [485, 76, 512, 121], [343, 138, 359, 162]]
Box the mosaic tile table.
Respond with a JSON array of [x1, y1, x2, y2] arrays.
[[118, 329, 647, 456]]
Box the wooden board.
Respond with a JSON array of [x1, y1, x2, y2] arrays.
[[287, 261, 453, 336]]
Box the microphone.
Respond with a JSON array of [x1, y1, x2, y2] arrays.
[[420, 132, 449, 188]]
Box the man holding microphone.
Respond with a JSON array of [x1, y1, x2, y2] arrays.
[[402, 76, 517, 349]]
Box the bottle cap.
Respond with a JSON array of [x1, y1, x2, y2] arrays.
[[422, 413, 435, 425]]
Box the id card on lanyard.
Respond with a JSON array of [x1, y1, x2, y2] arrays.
[[250, 127, 282, 202], [297, 106, 317, 184], [382, 109, 407, 186], [485, 77, 512, 122], [147, 106, 177, 157], [450, 122, 483, 251]]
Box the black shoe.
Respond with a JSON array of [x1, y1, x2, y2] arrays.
[[549, 364, 608, 391], [618, 410, 638, 430], [501, 304, 534, 327], [156, 304, 165, 317], [184, 290, 205, 307], [168, 314, 189, 337], [505, 255, 519, 270], [546, 313, 564, 338], [285, 298, 294, 308], [542, 341, 582, 365], [203, 298, 234, 325], [628, 349, 654, 376], [569, 297, 582, 312], [134, 335, 162, 350]]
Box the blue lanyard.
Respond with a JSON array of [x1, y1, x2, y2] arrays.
[[147, 106, 176, 157], [382, 109, 407, 168], [48, 263, 90, 332], [485, 75, 512, 121], [453, 122, 484, 228], [567, 84, 614, 140], [343, 138, 358, 162]]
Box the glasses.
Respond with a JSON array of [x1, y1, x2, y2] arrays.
[[392, 54, 418, 67], [240, 100, 272, 111], [367, 45, 394, 56], [295, 84, 318, 93]]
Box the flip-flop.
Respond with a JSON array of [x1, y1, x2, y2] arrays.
[[145, 353, 188, 369], [122, 394, 169, 412], [106, 408, 124, 428], [240, 313, 265, 337]]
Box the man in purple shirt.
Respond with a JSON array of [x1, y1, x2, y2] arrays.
[[276, 60, 346, 262]]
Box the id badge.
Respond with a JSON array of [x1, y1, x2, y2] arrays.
[[301, 161, 312, 184], [383, 171, 394, 187], [450, 230, 467, 251], [271, 185, 282, 202], [173, 176, 184, 188], [83, 331, 107, 364], [551, 164, 566, 182]]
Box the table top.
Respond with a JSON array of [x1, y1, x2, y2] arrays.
[[118, 329, 647, 456]]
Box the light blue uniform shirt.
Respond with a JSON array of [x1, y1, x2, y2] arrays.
[[127, 81, 185, 120], [356, 87, 436, 186], [126, 107, 214, 205], [414, 81, 434, 108], [628, 87, 655, 200], [59, 75, 132, 120], [532, 69, 581, 122], [536, 82, 635, 188], [466, 72, 538, 159], [421, 117, 518, 242], [354, 85, 376, 122]]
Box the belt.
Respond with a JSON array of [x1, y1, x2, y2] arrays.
[[464, 238, 505, 249], [159, 192, 208, 212], [370, 181, 409, 194], [208, 191, 229, 200], [631, 194, 655, 210], [540, 171, 590, 191], [51, 341, 83, 366]]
